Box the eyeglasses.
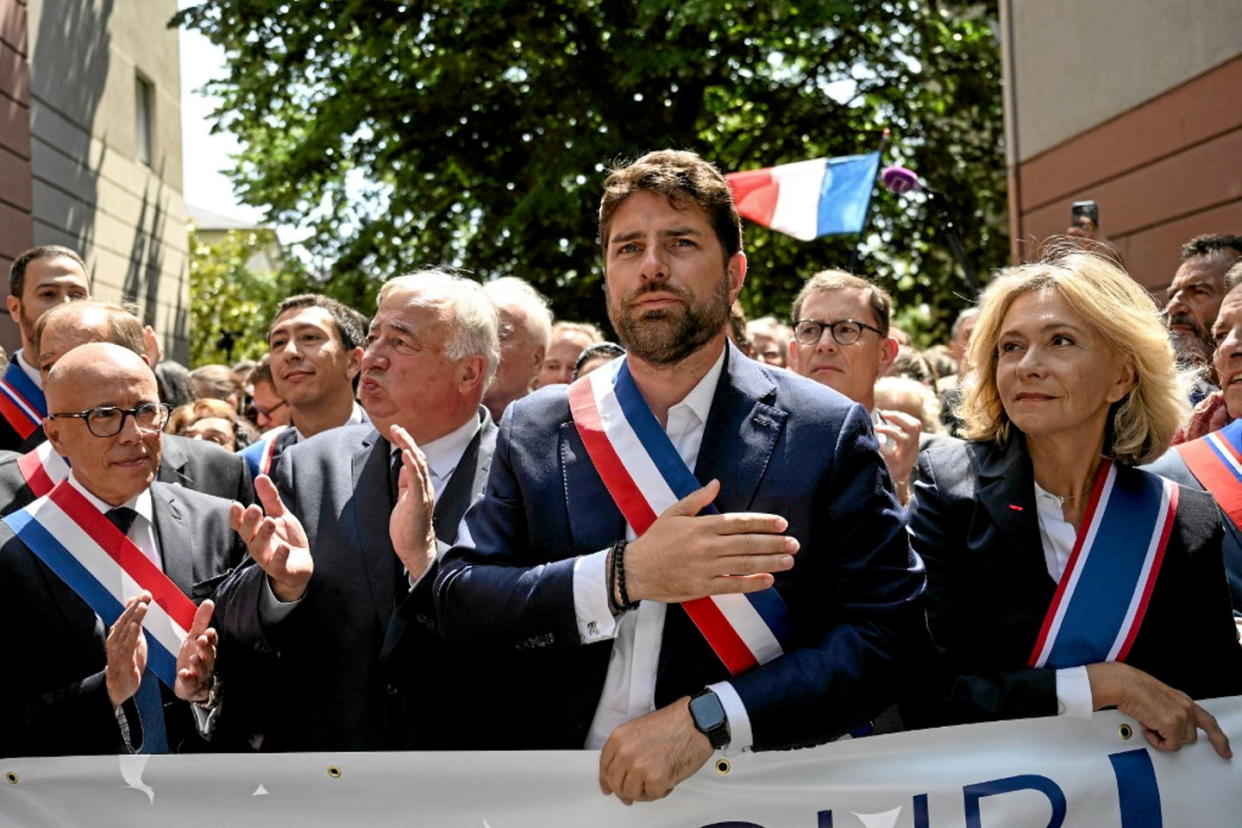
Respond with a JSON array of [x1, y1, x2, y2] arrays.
[[246, 398, 288, 421], [49, 402, 172, 438], [792, 318, 885, 347]]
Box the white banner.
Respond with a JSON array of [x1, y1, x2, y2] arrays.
[[2, 697, 1240, 827]]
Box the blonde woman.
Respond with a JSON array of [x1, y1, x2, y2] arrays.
[[905, 249, 1242, 758]]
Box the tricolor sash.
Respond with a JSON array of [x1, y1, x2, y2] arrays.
[[2, 480, 196, 689], [568, 358, 793, 675], [0, 360, 46, 440], [241, 425, 290, 478], [1174, 419, 1242, 534], [17, 440, 70, 498], [1028, 460, 1177, 669]]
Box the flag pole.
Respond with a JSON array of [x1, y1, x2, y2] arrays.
[[848, 127, 890, 274]]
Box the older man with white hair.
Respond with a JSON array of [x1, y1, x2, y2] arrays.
[[482, 277, 553, 421], [215, 268, 500, 751]]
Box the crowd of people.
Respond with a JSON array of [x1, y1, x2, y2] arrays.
[[2, 149, 1241, 805]]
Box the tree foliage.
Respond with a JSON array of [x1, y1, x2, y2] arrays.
[[175, 0, 1007, 345], [187, 227, 294, 365]]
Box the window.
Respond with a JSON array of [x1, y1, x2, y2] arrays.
[[135, 73, 154, 166]]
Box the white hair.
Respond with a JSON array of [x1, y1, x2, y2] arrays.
[[379, 268, 500, 385], [483, 276, 553, 348]]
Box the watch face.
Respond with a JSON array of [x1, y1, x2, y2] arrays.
[[691, 691, 726, 731]]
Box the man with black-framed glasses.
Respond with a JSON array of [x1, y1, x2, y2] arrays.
[[0, 342, 246, 757], [788, 270, 924, 503]]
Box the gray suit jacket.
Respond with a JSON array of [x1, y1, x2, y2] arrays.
[[214, 408, 498, 751], [0, 482, 246, 757]]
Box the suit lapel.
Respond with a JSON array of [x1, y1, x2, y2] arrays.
[[693, 345, 786, 512], [157, 437, 189, 486], [974, 436, 1057, 612], [149, 483, 194, 595], [348, 431, 397, 626], [432, 408, 494, 545]]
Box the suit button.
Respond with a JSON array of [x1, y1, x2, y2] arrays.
[[386, 684, 399, 696]]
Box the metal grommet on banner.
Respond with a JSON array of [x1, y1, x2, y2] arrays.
[[1118, 723, 1133, 740], [5, 772, 18, 785], [714, 758, 731, 775], [327, 765, 343, 779]]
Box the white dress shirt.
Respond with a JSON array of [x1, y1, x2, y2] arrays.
[[572, 349, 752, 752], [1032, 480, 1095, 718]]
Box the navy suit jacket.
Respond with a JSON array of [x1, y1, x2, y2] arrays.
[[0, 482, 246, 757], [1143, 447, 1242, 610], [436, 345, 926, 750], [214, 411, 498, 751], [904, 436, 1242, 729]]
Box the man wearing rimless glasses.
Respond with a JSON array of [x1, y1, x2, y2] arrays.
[[788, 271, 924, 504]]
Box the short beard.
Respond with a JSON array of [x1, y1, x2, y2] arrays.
[[608, 275, 731, 366]]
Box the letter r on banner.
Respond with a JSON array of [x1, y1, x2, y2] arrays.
[[963, 774, 1067, 828]]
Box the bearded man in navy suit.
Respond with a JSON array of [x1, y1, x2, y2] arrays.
[[435, 150, 925, 804]]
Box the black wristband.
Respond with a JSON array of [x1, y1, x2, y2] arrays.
[[611, 539, 638, 613]]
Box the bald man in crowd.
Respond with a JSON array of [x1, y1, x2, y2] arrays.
[[0, 343, 240, 756]]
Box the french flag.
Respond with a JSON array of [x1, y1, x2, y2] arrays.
[[726, 151, 881, 240]]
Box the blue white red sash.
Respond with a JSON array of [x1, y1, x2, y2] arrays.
[[0, 360, 46, 440], [1028, 460, 1177, 669], [241, 425, 290, 478], [17, 440, 70, 498], [568, 358, 793, 675], [2, 479, 196, 688], [1175, 419, 1242, 534]]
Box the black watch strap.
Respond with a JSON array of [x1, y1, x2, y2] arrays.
[[688, 688, 730, 750]]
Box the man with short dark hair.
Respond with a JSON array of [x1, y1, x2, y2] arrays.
[[239, 294, 368, 477], [787, 270, 923, 503], [0, 246, 90, 450], [1164, 233, 1242, 345], [0, 343, 240, 757], [436, 150, 923, 803]]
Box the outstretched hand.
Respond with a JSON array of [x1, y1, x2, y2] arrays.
[[623, 479, 797, 605], [229, 475, 313, 602]]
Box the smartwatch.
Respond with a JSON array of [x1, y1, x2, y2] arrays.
[[688, 688, 730, 750]]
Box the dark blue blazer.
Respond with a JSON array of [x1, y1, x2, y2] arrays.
[[435, 345, 926, 751], [1143, 447, 1242, 610], [905, 436, 1242, 729]]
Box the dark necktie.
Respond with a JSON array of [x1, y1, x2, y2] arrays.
[[105, 507, 139, 536], [106, 506, 169, 753], [389, 450, 402, 506]]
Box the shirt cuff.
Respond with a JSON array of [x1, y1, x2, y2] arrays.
[[1055, 666, 1093, 719], [573, 549, 616, 643], [259, 576, 301, 624], [708, 681, 753, 754], [191, 700, 220, 737]]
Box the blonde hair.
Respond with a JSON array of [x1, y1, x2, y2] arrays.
[[960, 249, 1187, 465]]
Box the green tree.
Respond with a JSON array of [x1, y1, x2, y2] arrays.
[[188, 227, 293, 366], [175, 0, 1006, 346]]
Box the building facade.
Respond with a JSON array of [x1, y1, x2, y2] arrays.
[[0, 0, 188, 358], [1000, 0, 1242, 294]]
